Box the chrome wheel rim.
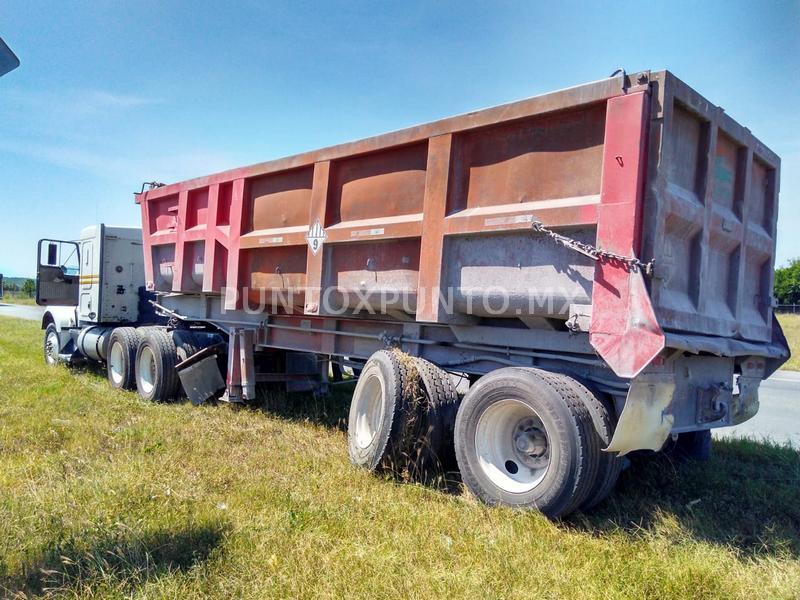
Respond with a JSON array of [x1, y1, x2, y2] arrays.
[[108, 341, 124, 385], [475, 399, 550, 494], [138, 346, 156, 395], [353, 372, 384, 450], [45, 331, 59, 365]]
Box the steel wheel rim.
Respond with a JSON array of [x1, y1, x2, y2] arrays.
[[354, 372, 384, 449], [138, 346, 156, 395], [475, 399, 550, 494], [109, 341, 124, 385], [45, 331, 59, 365]]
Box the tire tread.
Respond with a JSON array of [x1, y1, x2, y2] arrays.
[[107, 327, 141, 390]]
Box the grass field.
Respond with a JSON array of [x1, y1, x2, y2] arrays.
[[0, 294, 37, 306], [778, 314, 800, 371], [1, 317, 799, 599]]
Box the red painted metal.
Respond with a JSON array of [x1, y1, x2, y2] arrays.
[[589, 91, 665, 378], [135, 71, 782, 379]]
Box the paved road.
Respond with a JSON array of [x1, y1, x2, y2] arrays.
[[0, 302, 45, 322], [0, 301, 797, 443], [715, 370, 800, 446]]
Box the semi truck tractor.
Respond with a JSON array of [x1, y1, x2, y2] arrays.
[[37, 70, 790, 518]]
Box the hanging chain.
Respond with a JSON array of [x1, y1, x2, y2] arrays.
[[531, 221, 655, 277]]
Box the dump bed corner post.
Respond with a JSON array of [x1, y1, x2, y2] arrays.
[[137, 191, 155, 290], [589, 90, 665, 378]]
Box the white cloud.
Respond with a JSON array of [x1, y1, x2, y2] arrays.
[[0, 137, 235, 186], [2, 87, 159, 119]]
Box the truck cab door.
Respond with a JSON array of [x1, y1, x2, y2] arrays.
[[78, 239, 96, 320], [36, 239, 80, 306]]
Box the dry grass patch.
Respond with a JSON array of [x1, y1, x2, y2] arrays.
[[0, 294, 37, 306], [777, 313, 799, 371]]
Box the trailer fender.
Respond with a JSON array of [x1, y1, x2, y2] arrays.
[[41, 306, 77, 332], [605, 373, 676, 456]]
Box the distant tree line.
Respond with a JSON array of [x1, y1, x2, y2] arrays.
[[775, 259, 800, 305], [2, 278, 36, 297]]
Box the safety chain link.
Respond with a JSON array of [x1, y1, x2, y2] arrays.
[[531, 221, 655, 277]]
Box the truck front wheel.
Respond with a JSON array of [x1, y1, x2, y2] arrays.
[[135, 329, 180, 402], [43, 323, 60, 365]]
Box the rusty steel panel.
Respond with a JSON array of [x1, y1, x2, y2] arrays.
[[136, 70, 783, 377], [453, 103, 606, 212], [248, 167, 314, 232], [328, 142, 428, 224], [643, 71, 780, 344]]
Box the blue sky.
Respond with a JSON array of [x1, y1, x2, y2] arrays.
[[1, 0, 798, 277]]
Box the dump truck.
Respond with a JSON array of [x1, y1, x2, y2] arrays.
[[37, 70, 789, 517]]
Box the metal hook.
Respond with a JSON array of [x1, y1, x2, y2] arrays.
[[609, 68, 628, 93]]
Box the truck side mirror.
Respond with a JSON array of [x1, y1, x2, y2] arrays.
[[0, 38, 20, 78], [47, 243, 58, 266]]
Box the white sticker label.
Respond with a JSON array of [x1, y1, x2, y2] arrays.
[[484, 214, 534, 227], [350, 227, 385, 238], [259, 236, 284, 245], [306, 218, 327, 256]]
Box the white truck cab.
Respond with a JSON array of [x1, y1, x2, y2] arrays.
[[38, 225, 154, 366], [39, 225, 145, 325], [36, 221, 225, 403]]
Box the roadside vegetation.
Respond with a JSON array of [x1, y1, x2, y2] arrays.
[[775, 258, 800, 306], [1, 277, 36, 305], [778, 313, 799, 371], [0, 292, 37, 306], [1, 316, 799, 599]]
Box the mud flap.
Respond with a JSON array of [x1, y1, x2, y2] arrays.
[[606, 373, 676, 456]]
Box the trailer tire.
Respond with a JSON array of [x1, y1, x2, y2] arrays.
[[562, 378, 623, 511], [411, 357, 460, 475], [454, 367, 595, 519], [347, 349, 410, 472], [135, 328, 180, 402], [107, 327, 141, 390]]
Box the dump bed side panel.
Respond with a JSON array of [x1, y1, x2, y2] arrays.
[[644, 71, 780, 343], [137, 75, 650, 326]]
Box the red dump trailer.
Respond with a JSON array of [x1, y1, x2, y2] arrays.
[[67, 70, 788, 517]]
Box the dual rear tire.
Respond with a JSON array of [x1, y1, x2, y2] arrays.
[[135, 328, 181, 401], [347, 350, 459, 479], [106, 327, 196, 402], [347, 355, 620, 516], [454, 367, 620, 518], [107, 327, 140, 390]]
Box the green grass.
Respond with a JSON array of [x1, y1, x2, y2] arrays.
[[1, 316, 799, 599], [778, 314, 799, 371]]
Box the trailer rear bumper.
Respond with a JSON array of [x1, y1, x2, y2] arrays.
[[606, 334, 788, 456]]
